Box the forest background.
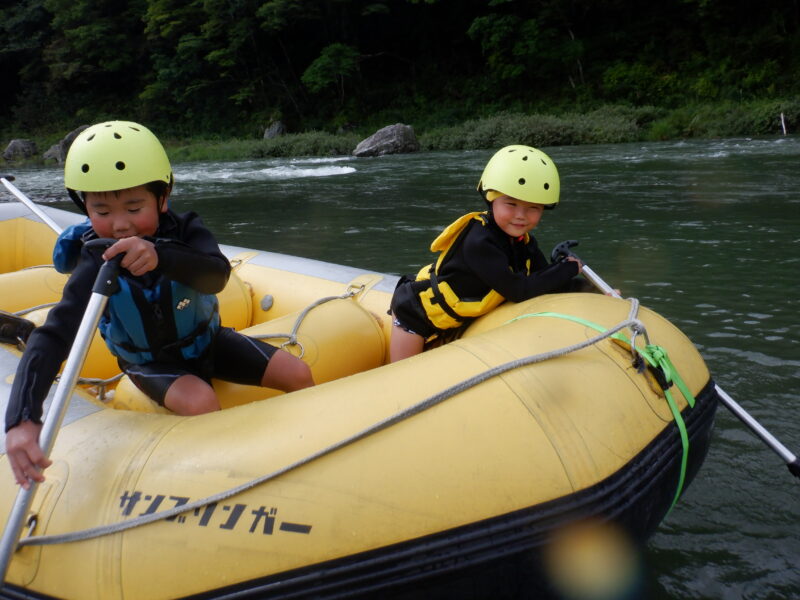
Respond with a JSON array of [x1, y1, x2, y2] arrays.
[[2, 0, 799, 161]]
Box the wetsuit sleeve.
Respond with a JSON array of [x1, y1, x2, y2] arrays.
[[462, 230, 579, 303], [152, 212, 230, 294], [4, 254, 98, 431]]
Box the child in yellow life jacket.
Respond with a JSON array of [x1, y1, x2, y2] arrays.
[[389, 144, 584, 362]]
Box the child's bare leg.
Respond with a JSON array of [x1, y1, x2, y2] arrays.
[[390, 325, 425, 362], [261, 349, 314, 392], [164, 374, 220, 415]]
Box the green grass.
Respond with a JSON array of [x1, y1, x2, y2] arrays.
[[2, 99, 797, 165]]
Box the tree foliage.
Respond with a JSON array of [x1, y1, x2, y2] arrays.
[[1, 0, 798, 136]]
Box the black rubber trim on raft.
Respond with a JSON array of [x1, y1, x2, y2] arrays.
[[0, 585, 53, 600], [176, 380, 719, 600]]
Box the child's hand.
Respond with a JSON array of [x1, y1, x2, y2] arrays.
[[565, 256, 583, 273], [5, 421, 51, 489], [103, 237, 159, 276]]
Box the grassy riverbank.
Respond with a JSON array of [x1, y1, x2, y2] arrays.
[[163, 99, 800, 162], [3, 99, 798, 165]]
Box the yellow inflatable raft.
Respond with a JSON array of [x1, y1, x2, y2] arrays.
[[0, 203, 718, 599]]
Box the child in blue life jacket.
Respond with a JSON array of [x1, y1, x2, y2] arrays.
[[389, 144, 585, 362], [4, 121, 314, 488]]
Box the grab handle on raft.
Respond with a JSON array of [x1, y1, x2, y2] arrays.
[[552, 240, 800, 481], [1, 175, 63, 235], [0, 245, 122, 588]]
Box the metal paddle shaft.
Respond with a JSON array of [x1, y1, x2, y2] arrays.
[[715, 385, 800, 477], [581, 265, 618, 297], [0, 176, 63, 235], [0, 249, 121, 587], [551, 239, 800, 480]]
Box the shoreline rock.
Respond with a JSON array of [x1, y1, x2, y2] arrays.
[[353, 123, 419, 157]]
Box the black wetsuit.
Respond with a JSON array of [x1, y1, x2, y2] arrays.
[[390, 211, 580, 339], [5, 209, 275, 428]]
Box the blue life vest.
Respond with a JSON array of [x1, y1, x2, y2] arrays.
[[99, 277, 220, 365], [53, 221, 220, 364], [53, 220, 93, 273]]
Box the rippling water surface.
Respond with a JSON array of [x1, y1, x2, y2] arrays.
[[4, 136, 799, 598]]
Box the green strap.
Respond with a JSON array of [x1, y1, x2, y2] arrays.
[[507, 311, 696, 511]]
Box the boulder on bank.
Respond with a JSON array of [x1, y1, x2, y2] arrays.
[[3, 139, 38, 161], [264, 121, 286, 139], [42, 125, 90, 164], [353, 123, 419, 157]]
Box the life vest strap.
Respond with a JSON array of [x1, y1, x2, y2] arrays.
[[427, 265, 465, 324], [113, 316, 215, 356]]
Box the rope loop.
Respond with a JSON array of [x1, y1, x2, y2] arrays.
[[279, 338, 305, 359], [253, 286, 362, 359], [345, 283, 365, 297], [14, 302, 58, 317]]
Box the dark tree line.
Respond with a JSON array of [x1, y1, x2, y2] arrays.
[[1, 0, 798, 136]]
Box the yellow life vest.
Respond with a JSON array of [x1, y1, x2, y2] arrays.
[[415, 211, 530, 330]]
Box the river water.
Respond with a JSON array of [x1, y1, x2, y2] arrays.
[[4, 136, 800, 598]]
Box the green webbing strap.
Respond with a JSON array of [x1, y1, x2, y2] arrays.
[[507, 311, 697, 511]]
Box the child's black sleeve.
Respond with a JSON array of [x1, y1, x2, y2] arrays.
[[152, 211, 231, 294], [4, 255, 98, 431], [465, 233, 579, 303]]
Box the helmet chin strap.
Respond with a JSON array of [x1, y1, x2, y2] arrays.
[[160, 176, 174, 211], [67, 189, 88, 215]]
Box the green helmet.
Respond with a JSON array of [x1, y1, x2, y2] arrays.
[[64, 121, 172, 213], [477, 145, 560, 208]]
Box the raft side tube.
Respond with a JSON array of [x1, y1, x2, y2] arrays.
[[110, 297, 387, 411], [180, 381, 718, 600], [0, 216, 60, 274]]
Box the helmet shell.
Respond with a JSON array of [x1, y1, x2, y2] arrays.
[[64, 121, 172, 193], [477, 145, 560, 207]]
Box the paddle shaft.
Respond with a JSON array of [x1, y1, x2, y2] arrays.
[[0, 256, 121, 588], [1, 177, 63, 235], [579, 261, 800, 479]]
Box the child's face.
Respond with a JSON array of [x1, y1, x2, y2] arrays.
[[491, 195, 545, 238], [84, 185, 166, 240]]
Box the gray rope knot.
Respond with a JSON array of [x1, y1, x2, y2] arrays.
[[624, 297, 650, 367], [629, 319, 647, 336]]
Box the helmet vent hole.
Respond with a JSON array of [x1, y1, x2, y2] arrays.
[[87, 134, 95, 141], [81, 164, 90, 173], [130, 126, 140, 132], [115, 161, 126, 171], [114, 133, 121, 139], [544, 183, 550, 190], [518, 178, 526, 185], [541, 159, 547, 165]]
